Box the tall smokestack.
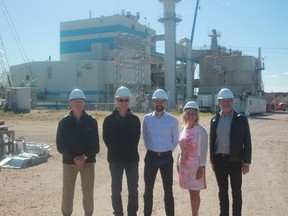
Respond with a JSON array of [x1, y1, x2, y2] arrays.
[[158, 0, 182, 108]]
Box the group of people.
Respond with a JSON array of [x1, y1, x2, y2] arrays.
[[56, 86, 252, 216]]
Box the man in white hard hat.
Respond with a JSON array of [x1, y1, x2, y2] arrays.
[[103, 86, 141, 216], [56, 88, 100, 216], [210, 88, 252, 216], [142, 89, 179, 216]]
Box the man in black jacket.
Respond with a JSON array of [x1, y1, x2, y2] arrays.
[[56, 89, 99, 216], [103, 86, 141, 216], [210, 88, 252, 216]]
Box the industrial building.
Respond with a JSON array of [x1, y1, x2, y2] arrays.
[[8, 0, 265, 114], [196, 30, 265, 114], [10, 12, 156, 110]]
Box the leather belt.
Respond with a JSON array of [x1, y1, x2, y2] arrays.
[[216, 153, 229, 157], [148, 150, 172, 157]]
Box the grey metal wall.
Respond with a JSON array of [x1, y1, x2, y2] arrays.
[[199, 55, 257, 96]]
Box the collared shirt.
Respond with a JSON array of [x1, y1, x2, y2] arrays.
[[215, 110, 234, 154], [143, 111, 179, 152]]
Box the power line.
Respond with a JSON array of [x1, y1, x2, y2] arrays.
[[0, 0, 36, 80]]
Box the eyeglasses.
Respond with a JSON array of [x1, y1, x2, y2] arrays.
[[219, 99, 233, 103], [118, 98, 130, 102], [153, 99, 166, 104]]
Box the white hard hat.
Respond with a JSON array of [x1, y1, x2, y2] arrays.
[[183, 101, 199, 111], [115, 86, 131, 98], [69, 89, 86, 100], [152, 89, 168, 100], [218, 88, 234, 99]]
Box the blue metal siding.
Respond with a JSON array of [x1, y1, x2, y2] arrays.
[[60, 37, 114, 53], [61, 26, 117, 37], [60, 25, 149, 54], [60, 25, 148, 38]]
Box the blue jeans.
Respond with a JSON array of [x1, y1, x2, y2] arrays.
[[109, 162, 139, 216]]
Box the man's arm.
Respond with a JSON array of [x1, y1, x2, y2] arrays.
[[242, 117, 252, 164], [142, 116, 148, 148], [133, 116, 141, 145], [56, 120, 73, 156], [85, 118, 100, 157], [102, 117, 110, 148], [171, 118, 179, 150]]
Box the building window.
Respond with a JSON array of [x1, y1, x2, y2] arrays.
[[26, 75, 30, 81], [48, 72, 52, 78], [77, 71, 82, 77], [132, 24, 135, 30]]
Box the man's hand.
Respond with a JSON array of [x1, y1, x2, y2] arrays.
[[74, 154, 87, 166], [242, 164, 250, 175]]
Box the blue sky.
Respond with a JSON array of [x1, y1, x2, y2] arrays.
[[1, 0, 287, 92]]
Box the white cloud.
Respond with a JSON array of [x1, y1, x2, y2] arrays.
[[284, 72, 288, 75], [265, 74, 279, 78], [220, 1, 231, 6]]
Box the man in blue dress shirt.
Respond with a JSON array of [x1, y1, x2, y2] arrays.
[[142, 89, 179, 216]]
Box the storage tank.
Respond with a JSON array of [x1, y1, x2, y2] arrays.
[[199, 54, 257, 96]]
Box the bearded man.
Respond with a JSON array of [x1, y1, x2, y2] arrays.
[[142, 89, 179, 216]]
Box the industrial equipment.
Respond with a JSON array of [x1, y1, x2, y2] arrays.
[[190, 0, 200, 48]]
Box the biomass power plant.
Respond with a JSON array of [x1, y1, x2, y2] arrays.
[[5, 0, 265, 114]]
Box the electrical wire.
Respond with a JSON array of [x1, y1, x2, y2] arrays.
[[0, 0, 36, 80]]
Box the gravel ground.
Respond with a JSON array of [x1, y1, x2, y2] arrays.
[[0, 110, 287, 216]]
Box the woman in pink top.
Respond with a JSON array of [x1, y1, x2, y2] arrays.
[[177, 101, 208, 216]]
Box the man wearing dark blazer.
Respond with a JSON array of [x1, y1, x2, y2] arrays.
[[210, 88, 252, 216]]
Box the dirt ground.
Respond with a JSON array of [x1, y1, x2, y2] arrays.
[[0, 110, 287, 216]]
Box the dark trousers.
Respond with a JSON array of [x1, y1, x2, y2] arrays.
[[213, 154, 242, 216], [109, 162, 139, 216], [143, 151, 174, 216]]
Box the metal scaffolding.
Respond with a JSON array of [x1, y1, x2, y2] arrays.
[[113, 32, 146, 110]]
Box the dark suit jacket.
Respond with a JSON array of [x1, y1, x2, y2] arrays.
[[210, 110, 252, 164]]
